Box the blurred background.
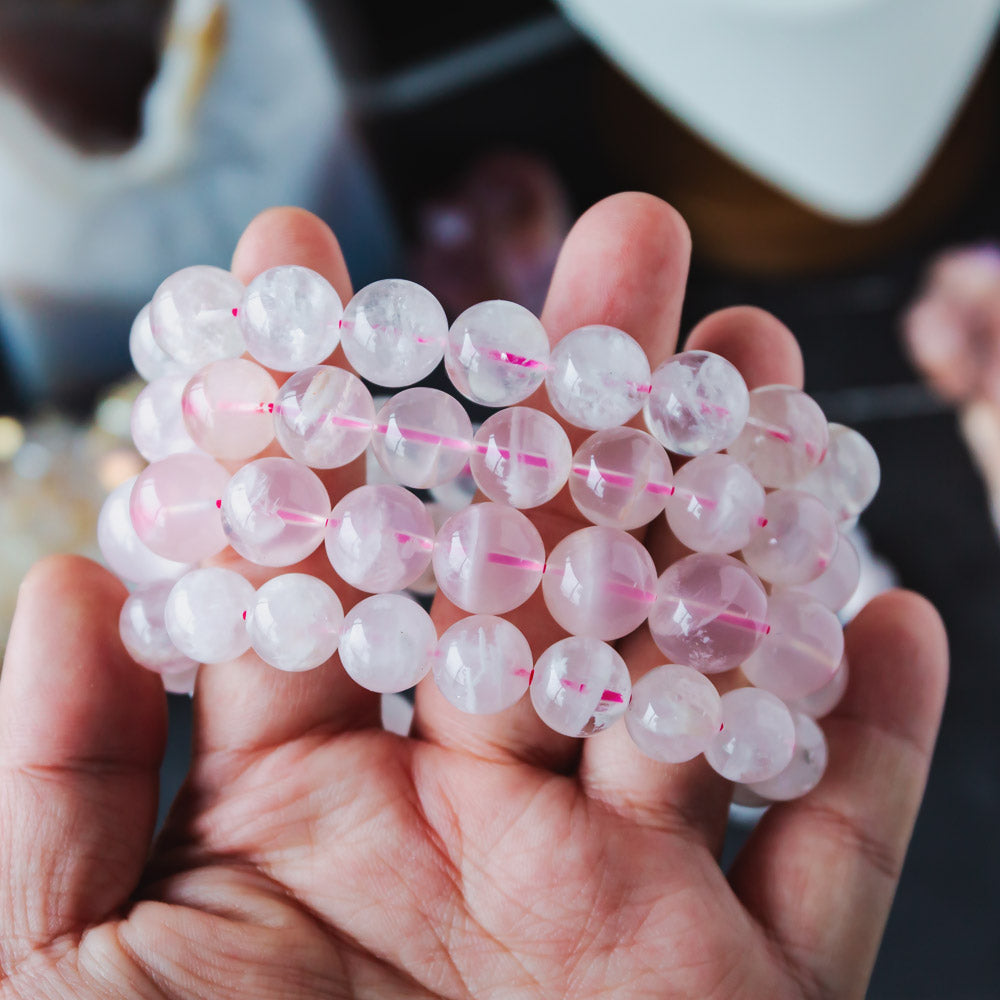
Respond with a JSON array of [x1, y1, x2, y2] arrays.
[[1, 1, 998, 994]]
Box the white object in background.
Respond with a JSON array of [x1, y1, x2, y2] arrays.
[[554, 0, 1000, 220]]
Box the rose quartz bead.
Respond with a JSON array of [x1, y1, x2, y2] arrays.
[[748, 711, 828, 800], [239, 265, 342, 371], [470, 406, 571, 508], [742, 489, 839, 586], [221, 457, 330, 567], [326, 484, 434, 592], [182, 358, 278, 460], [372, 387, 474, 488], [665, 454, 765, 554], [727, 385, 829, 487], [786, 655, 848, 719], [626, 664, 723, 763], [274, 365, 375, 469], [98, 477, 192, 585], [530, 637, 631, 737], [569, 428, 673, 530], [433, 615, 532, 714], [648, 553, 769, 674], [545, 325, 650, 430], [446, 300, 550, 406], [798, 423, 880, 521], [792, 534, 860, 612], [542, 526, 657, 641], [131, 374, 201, 462], [705, 687, 796, 783], [742, 590, 844, 701], [150, 265, 245, 369], [119, 582, 197, 675], [129, 303, 189, 381], [644, 351, 749, 456], [130, 453, 229, 563], [164, 567, 255, 664], [432, 502, 544, 614]]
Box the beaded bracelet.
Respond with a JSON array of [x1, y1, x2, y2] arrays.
[[100, 263, 879, 803]]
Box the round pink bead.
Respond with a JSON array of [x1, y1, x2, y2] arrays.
[[742, 489, 839, 586], [786, 655, 849, 719], [131, 374, 201, 462], [182, 358, 278, 460], [792, 533, 860, 612], [798, 423, 880, 521], [221, 457, 330, 567], [648, 553, 769, 674], [274, 365, 374, 469], [727, 385, 829, 488], [129, 303, 189, 381], [542, 526, 657, 641], [705, 687, 796, 783], [130, 453, 229, 563], [626, 664, 723, 763], [372, 387, 474, 488], [742, 590, 844, 701], [326, 484, 434, 593], [748, 711, 828, 801], [119, 582, 197, 675], [470, 406, 571, 508], [164, 567, 255, 664], [569, 428, 673, 530], [665, 453, 765, 554], [433, 615, 532, 714], [432, 502, 544, 614]]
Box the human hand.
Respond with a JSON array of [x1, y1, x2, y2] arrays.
[[0, 195, 947, 999]]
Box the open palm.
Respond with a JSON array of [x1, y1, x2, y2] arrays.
[[0, 195, 947, 1000]]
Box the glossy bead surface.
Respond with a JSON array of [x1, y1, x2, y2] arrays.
[[798, 423, 880, 521], [119, 582, 197, 675], [131, 374, 201, 462], [470, 406, 571, 508], [129, 303, 188, 381], [786, 655, 849, 719], [644, 351, 749, 456], [542, 526, 657, 640], [340, 278, 448, 386], [705, 687, 796, 783], [748, 711, 828, 800], [530, 637, 631, 737], [164, 568, 255, 664], [792, 534, 860, 612]]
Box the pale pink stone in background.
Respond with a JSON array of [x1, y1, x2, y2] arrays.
[[748, 711, 829, 801], [705, 687, 796, 783], [164, 567, 255, 664]]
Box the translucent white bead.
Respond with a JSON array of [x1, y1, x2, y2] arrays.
[[445, 300, 550, 406], [530, 637, 631, 737], [432, 502, 544, 614], [568, 428, 673, 529], [221, 457, 330, 567], [542, 526, 657, 641], [742, 489, 839, 586], [625, 664, 723, 763], [274, 365, 375, 469], [748, 711, 828, 801], [239, 265, 343, 371], [545, 325, 650, 430], [798, 424, 880, 521], [182, 358, 278, 460], [131, 374, 201, 462], [325, 484, 434, 592], [470, 406, 571, 508], [129, 303, 189, 381], [407, 502, 449, 597], [791, 533, 860, 612], [372, 387, 473, 488], [165, 567, 255, 664], [665, 454, 765, 554], [433, 615, 532, 714], [130, 454, 230, 563], [727, 385, 829, 487], [247, 573, 344, 672], [648, 553, 769, 674], [786, 655, 849, 718], [340, 278, 448, 386], [339, 593, 437, 693], [150, 266, 245, 369], [119, 582, 197, 675], [742, 590, 844, 701], [704, 687, 796, 783], [644, 351, 749, 456], [98, 477, 192, 585]]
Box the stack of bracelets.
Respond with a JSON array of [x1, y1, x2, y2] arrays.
[[98, 264, 880, 803]]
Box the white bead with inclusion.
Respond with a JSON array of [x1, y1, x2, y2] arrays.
[[239, 265, 343, 371], [119, 582, 197, 675], [798, 423, 880, 522], [531, 637, 631, 737], [644, 351, 749, 456], [705, 687, 796, 783], [748, 711, 828, 800], [446, 300, 550, 406], [433, 615, 532, 714], [545, 325, 650, 430], [341, 279, 448, 386], [247, 574, 344, 672], [165, 567, 255, 664]]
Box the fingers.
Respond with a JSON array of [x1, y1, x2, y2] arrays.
[[579, 307, 803, 850], [194, 207, 380, 757], [728, 591, 948, 1000], [0, 557, 166, 964], [413, 192, 692, 769]]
